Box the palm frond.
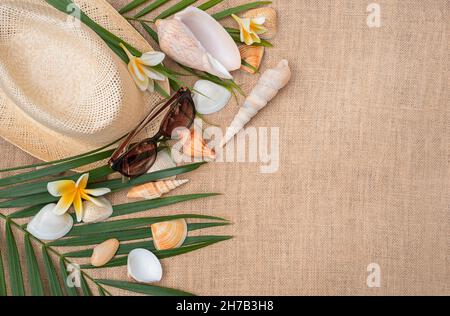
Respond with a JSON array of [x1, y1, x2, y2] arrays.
[[0, 249, 7, 296], [80, 274, 93, 296], [198, 0, 224, 11], [97, 280, 194, 296], [119, 0, 151, 14], [24, 234, 45, 296], [134, 0, 170, 18], [212, 1, 272, 20], [59, 259, 78, 296], [42, 246, 64, 296], [5, 221, 25, 296], [153, 0, 198, 21]]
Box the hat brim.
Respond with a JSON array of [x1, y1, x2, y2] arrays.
[[0, 0, 170, 164]]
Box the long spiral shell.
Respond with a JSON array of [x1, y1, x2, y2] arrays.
[[127, 179, 189, 200]]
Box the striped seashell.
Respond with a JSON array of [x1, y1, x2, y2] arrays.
[[127, 179, 189, 200], [151, 219, 188, 250]]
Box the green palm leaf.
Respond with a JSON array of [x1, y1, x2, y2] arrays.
[[53, 222, 230, 248], [153, 0, 197, 20], [119, 0, 151, 14], [59, 259, 78, 296], [24, 234, 45, 296], [212, 1, 272, 20], [67, 214, 227, 236], [8, 205, 46, 220], [141, 21, 159, 43], [0, 150, 113, 187], [80, 274, 93, 296], [98, 286, 107, 296], [5, 221, 25, 296], [198, 0, 224, 11], [97, 280, 194, 296], [134, 0, 170, 18], [42, 246, 64, 296], [0, 249, 7, 296]]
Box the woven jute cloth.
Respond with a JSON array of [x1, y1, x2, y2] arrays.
[[0, 0, 448, 295]]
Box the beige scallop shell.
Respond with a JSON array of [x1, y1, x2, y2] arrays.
[[243, 7, 278, 39], [239, 45, 265, 74], [151, 219, 188, 250]]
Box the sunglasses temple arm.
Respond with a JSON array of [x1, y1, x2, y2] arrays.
[[109, 91, 182, 162]]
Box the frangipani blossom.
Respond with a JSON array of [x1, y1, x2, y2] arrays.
[[47, 173, 111, 222], [120, 43, 167, 92], [231, 14, 267, 46]]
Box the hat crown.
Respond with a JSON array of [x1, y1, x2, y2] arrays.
[[0, 0, 145, 144]]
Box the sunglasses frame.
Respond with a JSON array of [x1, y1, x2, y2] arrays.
[[108, 87, 195, 177]]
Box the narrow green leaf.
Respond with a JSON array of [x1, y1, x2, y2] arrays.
[[241, 59, 259, 73], [198, 0, 224, 11], [42, 246, 64, 296], [212, 1, 272, 20], [0, 165, 113, 199], [112, 193, 219, 217], [66, 235, 231, 258], [5, 221, 25, 296], [153, 0, 197, 20], [24, 234, 45, 296], [135, 0, 170, 18], [98, 286, 107, 296], [97, 280, 194, 296], [119, 0, 151, 14], [56, 222, 229, 248], [80, 274, 92, 296], [0, 163, 206, 209], [140, 22, 159, 43], [67, 214, 227, 236], [59, 259, 78, 296], [0, 150, 113, 187], [0, 249, 7, 296]]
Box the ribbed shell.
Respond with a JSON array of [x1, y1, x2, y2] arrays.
[[151, 219, 188, 250], [239, 45, 265, 74]]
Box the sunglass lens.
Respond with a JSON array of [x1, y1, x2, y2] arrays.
[[160, 92, 195, 137], [111, 140, 157, 177]]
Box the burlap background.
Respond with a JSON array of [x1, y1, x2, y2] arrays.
[[0, 0, 448, 295]]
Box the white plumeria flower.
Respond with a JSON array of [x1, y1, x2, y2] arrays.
[[231, 14, 267, 46], [120, 43, 166, 92], [47, 173, 111, 222]]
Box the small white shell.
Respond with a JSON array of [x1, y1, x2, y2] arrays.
[[27, 204, 73, 241], [148, 150, 177, 180], [193, 80, 232, 115], [81, 197, 113, 223], [127, 249, 162, 283]]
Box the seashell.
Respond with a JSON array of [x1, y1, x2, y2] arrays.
[[239, 45, 265, 74], [27, 204, 73, 241], [178, 129, 216, 160], [81, 197, 113, 223], [127, 179, 189, 200], [222, 60, 291, 146], [148, 149, 177, 180], [243, 7, 278, 39], [156, 6, 241, 79], [151, 219, 188, 250], [127, 249, 162, 283], [193, 80, 232, 115], [91, 239, 119, 267]]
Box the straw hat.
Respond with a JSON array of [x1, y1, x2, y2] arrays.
[[0, 0, 170, 162]]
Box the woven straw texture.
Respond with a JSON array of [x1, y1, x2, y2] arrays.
[[0, 0, 168, 162], [0, 0, 449, 296]]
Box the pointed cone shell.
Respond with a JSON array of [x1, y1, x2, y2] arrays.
[[156, 7, 240, 79], [239, 45, 265, 74], [91, 239, 119, 267], [243, 7, 277, 39], [127, 179, 189, 200], [179, 130, 216, 160], [151, 219, 188, 250]]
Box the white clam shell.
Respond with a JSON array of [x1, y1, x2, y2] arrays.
[[27, 204, 73, 241], [157, 6, 241, 79], [127, 249, 162, 283], [193, 80, 232, 115], [81, 197, 113, 223], [148, 149, 177, 180]]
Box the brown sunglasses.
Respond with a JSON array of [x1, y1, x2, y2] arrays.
[[108, 88, 196, 177]]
